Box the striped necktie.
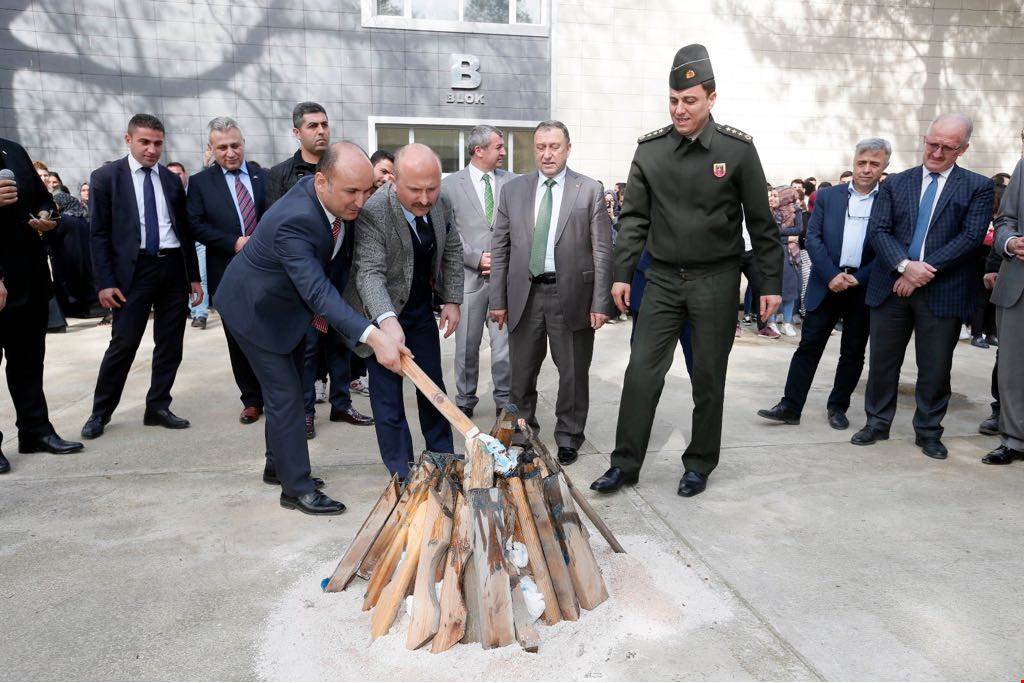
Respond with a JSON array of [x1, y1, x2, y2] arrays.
[[311, 217, 343, 333], [231, 169, 258, 236], [482, 172, 494, 224]]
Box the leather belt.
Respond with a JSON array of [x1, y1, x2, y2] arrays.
[[140, 248, 181, 257], [839, 266, 857, 274], [530, 272, 556, 284]]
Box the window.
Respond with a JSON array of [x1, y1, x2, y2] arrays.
[[363, 0, 547, 36], [373, 123, 536, 176]]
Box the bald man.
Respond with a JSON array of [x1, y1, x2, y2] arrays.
[[346, 143, 464, 478], [217, 142, 409, 514]]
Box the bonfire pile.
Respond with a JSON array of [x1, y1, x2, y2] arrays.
[[325, 407, 624, 653]]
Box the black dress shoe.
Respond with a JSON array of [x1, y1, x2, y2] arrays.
[[589, 466, 638, 493], [305, 415, 316, 440], [81, 414, 108, 439], [850, 425, 889, 445], [970, 335, 989, 349], [677, 471, 708, 497], [557, 446, 578, 465], [280, 491, 346, 515], [0, 449, 9, 474], [827, 409, 849, 430], [143, 409, 190, 429], [757, 402, 801, 424], [330, 406, 374, 426], [981, 444, 1022, 465], [987, 335, 998, 347], [915, 436, 948, 459], [263, 463, 324, 489], [978, 412, 1000, 436], [458, 405, 474, 418], [18, 433, 84, 454]]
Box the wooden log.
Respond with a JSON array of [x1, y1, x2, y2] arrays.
[[489, 404, 519, 447], [406, 493, 453, 650], [431, 492, 472, 653], [369, 492, 438, 640], [507, 476, 562, 626], [362, 485, 429, 611], [325, 476, 400, 592], [468, 487, 516, 649], [543, 473, 609, 611], [401, 356, 479, 439], [358, 463, 433, 579], [466, 436, 494, 490], [460, 553, 482, 644], [509, 573, 541, 653], [522, 467, 579, 622]]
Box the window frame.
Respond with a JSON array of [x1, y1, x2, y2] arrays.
[[361, 0, 549, 36]]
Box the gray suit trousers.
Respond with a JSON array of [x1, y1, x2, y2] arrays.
[[509, 280, 594, 449], [455, 279, 510, 411], [997, 301, 1024, 450]]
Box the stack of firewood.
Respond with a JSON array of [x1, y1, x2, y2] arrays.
[[325, 377, 625, 654]]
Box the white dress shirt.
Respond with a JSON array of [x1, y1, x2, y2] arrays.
[[315, 197, 373, 343], [127, 154, 180, 249], [534, 167, 567, 273], [916, 165, 953, 260], [467, 162, 499, 220], [221, 161, 255, 234], [840, 183, 879, 268]]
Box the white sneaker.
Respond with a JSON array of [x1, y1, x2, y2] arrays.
[[350, 377, 370, 397], [314, 379, 328, 403], [959, 325, 971, 341], [781, 322, 797, 336], [767, 321, 781, 335]]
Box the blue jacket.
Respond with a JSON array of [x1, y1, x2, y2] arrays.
[[803, 183, 876, 313], [216, 176, 371, 355], [866, 165, 993, 319]]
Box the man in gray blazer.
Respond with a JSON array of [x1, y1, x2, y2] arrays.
[[442, 125, 513, 419], [489, 120, 615, 465], [346, 143, 463, 478], [984, 158, 1024, 465]]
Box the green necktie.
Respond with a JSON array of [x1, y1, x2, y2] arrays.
[[482, 172, 494, 224], [530, 177, 557, 277]]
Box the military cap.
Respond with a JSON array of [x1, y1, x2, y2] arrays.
[[670, 43, 714, 91]]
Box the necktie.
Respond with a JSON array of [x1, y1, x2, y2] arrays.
[[414, 215, 434, 250], [482, 173, 494, 224], [231, 169, 258, 236], [909, 172, 940, 259], [529, 178, 556, 277], [142, 167, 160, 255], [311, 217, 343, 334]]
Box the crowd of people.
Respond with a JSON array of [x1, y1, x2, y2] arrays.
[[2, 43, 1022, 511]]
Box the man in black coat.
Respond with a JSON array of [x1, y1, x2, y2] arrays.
[[0, 137, 84, 473], [187, 117, 267, 424], [81, 114, 203, 439]]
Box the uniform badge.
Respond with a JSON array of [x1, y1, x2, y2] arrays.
[[685, 69, 695, 79], [713, 162, 727, 178]]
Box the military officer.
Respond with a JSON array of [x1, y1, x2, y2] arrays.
[[590, 44, 783, 498]]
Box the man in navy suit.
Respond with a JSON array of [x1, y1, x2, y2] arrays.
[[757, 139, 888, 430], [187, 117, 268, 425], [81, 114, 203, 439], [216, 142, 407, 515], [852, 114, 994, 458]]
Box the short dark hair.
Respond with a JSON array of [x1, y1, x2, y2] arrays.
[[535, 120, 570, 143], [818, 181, 832, 189], [292, 101, 327, 129], [701, 79, 716, 96], [839, 170, 853, 179], [802, 180, 816, 196], [370, 150, 395, 166], [127, 113, 164, 134], [166, 161, 186, 173]]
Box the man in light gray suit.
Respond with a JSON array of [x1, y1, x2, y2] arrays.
[[984, 158, 1024, 465], [442, 125, 513, 419], [489, 120, 615, 465], [346, 143, 463, 478]]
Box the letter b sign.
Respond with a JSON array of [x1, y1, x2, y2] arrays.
[[450, 54, 481, 90]]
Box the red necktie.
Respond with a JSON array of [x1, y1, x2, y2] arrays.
[[232, 170, 258, 236], [311, 217, 343, 333]]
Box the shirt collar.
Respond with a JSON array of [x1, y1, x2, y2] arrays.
[[538, 167, 567, 188], [316, 196, 337, 229], [668, 115, 715, 150], [221, 161, 249, 177], [848, 182, 879, 199], [923, 165, 954, 182], [401, 203, 431, 229], [467, 162, 492, 185], [127, 154, 154, 174]]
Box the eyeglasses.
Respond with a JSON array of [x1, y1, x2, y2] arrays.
[[923, 137, 962, 155]]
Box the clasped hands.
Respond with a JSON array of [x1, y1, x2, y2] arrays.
[[893, 260, 936, 297], [828, 272, 859, 292]]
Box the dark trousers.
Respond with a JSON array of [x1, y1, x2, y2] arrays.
[[302, 324, 352, 416], [780, 286, 870, 414], [365, 299, 453, 478], [223, 323, 263, 409], [0, 296, 54, 440], [509, 280, 596, 450], [863, 291, 961, 438], [91, 252, 188, 418], [740, 249, 768, 330], [234, 332, 316, 497], [630, 267, 693, 377], [611, 265, 740, 477], [991, 351, 1000, 414]]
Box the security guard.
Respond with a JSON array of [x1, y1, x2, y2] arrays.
[[590, 44, 783, 498]]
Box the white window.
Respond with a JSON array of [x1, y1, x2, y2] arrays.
[[363, 0, 547, 36]]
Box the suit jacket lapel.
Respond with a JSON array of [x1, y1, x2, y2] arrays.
[[829, 189, 846, 261], [908, 167, 924, 232], [930, 165, 961, 228], [119, 158, 141, 232], [526, 171, 539, 243], [458, 168, 485, 221], [389, 186, 413, 260], [554, 168, 582, 245], [210, 166, 239, 232], [250, 166, 267, 216]]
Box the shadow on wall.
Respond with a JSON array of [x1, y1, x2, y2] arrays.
[[720, 0, 1024, 176]]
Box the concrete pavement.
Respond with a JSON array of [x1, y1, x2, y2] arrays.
[[1, 313, 1021, 680]]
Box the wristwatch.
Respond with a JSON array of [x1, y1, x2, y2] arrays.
[[897, 258, 910, 274]]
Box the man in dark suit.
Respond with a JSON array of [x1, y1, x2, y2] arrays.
[[0, 137, 84, 473], [758, 139, 888, 430], [81, 114, 203, 439], [217, 142, 407, 514], [347, 144, 464, 479], [852, 114, 994, 458], [187, 117, 268, 425]]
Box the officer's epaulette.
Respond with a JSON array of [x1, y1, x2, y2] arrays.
[[637, 125, 672, 144], [715, 123, 753, 143]]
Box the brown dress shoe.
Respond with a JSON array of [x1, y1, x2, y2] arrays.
[[239, 406, 262, 424]]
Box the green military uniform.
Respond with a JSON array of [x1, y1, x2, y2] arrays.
[[609, 45, 783, 481]]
